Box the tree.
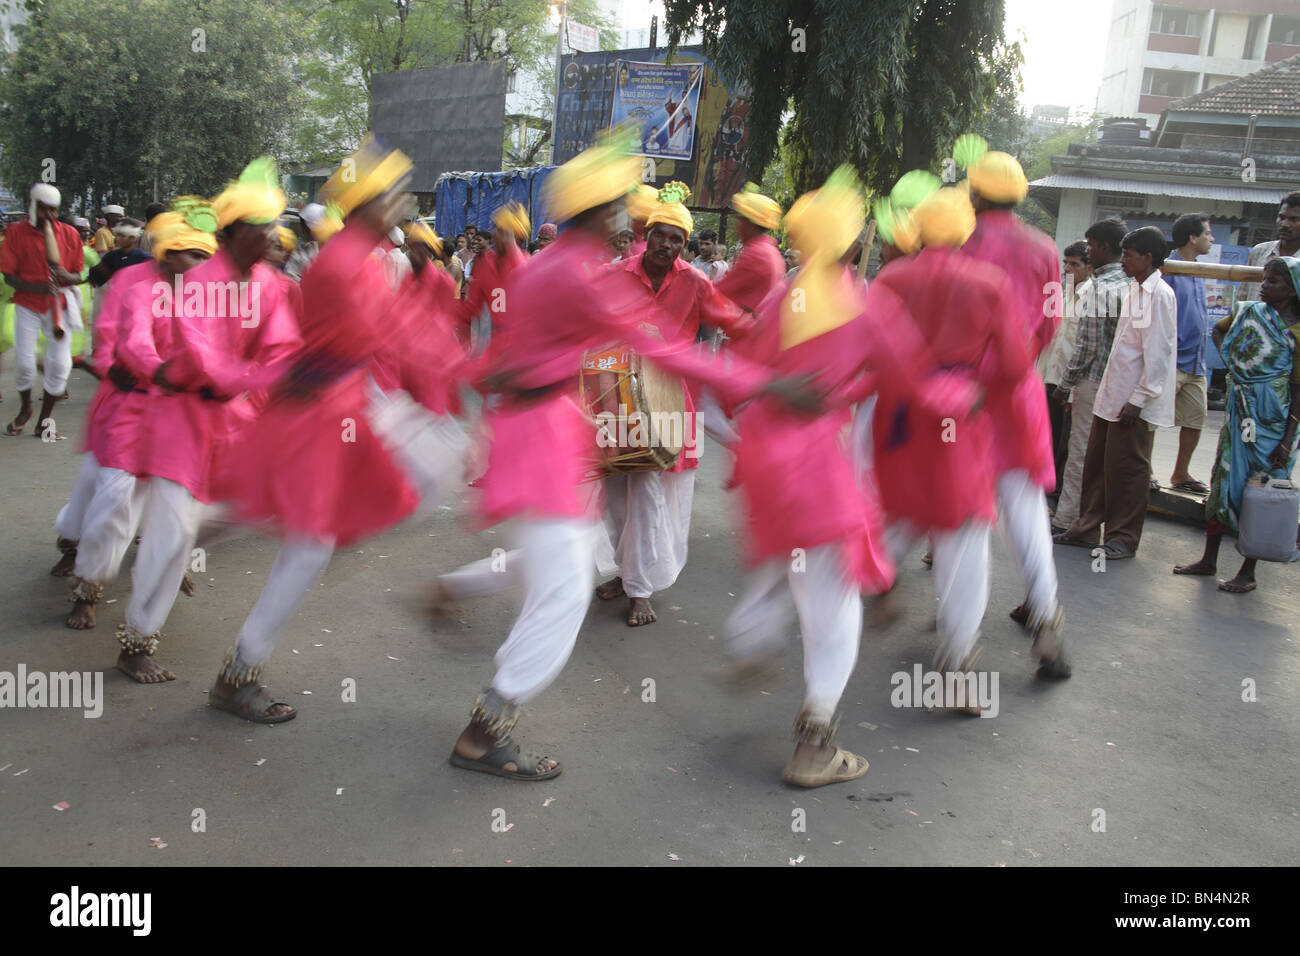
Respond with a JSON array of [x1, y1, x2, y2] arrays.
[[661, 0, 1023, 198], [0, 0, 309, 212]]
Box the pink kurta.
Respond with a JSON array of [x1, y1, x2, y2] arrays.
[[475, 230, 766, 527], [371, 262, 466, 416], [960, 210, 1062, 489], [714, 233, 786, 313], [207, 220, 419, 545], [82, 261, 160, 469], [115, 252, 300, 502], [869, 247, 1033, 531]]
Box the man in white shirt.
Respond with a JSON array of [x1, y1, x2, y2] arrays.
[[1057, 226, 1177, 560]]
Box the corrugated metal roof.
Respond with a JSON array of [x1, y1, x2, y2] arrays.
[[1029, 174, 1287, 204]]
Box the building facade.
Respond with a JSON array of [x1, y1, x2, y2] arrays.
[[1097, 0, 1300, 124]]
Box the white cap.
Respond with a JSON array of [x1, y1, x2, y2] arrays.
[[29, 183, 61, 226], [300, 203, 326, 229], [102, 204, 125, 216], [388, 226, 405, 246], [72, 216, 90, 229]]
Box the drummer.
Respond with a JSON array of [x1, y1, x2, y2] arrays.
[[594, 182, 752, 626]]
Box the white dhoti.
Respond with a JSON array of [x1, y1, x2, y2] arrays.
[[996, 468, 1060, 625], [55, 453, 102, 543], [124, 478, 202, 637], [850, 395, 878, 492], [489, 518, 598, 704], [724, 543, 861, 722], [888, 519, 990, 669], [596, 469, 694, 599], [70, 464, 146, 584], [233, 536, 335, 668], [12, 303, 72, 395]]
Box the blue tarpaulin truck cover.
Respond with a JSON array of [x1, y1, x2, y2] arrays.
[[434, 167, 556, 242]]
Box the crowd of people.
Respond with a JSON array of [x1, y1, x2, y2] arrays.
[[2, 131, 1297, 789]]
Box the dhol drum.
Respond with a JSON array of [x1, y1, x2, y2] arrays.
[[579, 345, 686, 477]]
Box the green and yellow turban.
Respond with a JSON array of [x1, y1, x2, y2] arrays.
[[645, 181, 693, 235], [319, 135, 413, 219], [149, 197, 219, 261], [492, 201, 530, 240], [212, 157, 285, 229], [731, 183, 781, 230], [780, 165, 866, 350], [543, 128, 641, 225], [956, 134, 1028, 204], [913, 187, 977, 248]]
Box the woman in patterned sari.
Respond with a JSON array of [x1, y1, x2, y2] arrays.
[[1174, 256, 1300, 592]]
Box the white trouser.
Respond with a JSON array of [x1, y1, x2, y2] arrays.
[[55, 453, 102, 542], [598, 469, 694, 598], [850, 395, 878, 491], [724, 543, 861, 723], [13, 304, 72, 394], [125, 478, 203, 636], [997, 469, 1060, 624], [888, 520, 990, 668], [235, 536, 335, 667], [490, 518, 597, 704], [440, 547, 523, 599], [71, 464, 146, 583], [1054, 377, 1099, 528]]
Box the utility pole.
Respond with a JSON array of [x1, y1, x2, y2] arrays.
[[551, 0, 567, 165]]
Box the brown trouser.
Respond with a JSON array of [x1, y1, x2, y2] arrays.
[[1067, 415, 1155, 553]]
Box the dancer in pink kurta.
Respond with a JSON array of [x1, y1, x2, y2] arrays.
[[105, 194, 301, 685], [51, 259, 158, 580], [959, 146, 1069, 674]]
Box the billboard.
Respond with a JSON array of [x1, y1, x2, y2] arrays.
[[610, 60, 703, 161], [554, 46, 751, 209], [370, 60, 507, 193]]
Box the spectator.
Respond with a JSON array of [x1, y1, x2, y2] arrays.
[[1240, 192, 1299, 301], [1163, 213, 1215, 493], [692, 228, 728, 280], [1056, 227, 1177, 560], [92, 204, 124, 254], [1042, 240, 1091, 492]]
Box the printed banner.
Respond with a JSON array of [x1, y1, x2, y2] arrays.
[[609, 60, 703, 162]]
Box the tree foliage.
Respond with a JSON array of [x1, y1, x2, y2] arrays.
[[661, 0, 1022, 197], [0, 0, 308, 211]]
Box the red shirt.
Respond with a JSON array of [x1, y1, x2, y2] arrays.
[[0, 220, 85, 312]]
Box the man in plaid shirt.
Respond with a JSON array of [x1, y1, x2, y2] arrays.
[[1051, 218, 1129, 532]]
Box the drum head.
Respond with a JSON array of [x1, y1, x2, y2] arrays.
[[635, 356, 686, 467]]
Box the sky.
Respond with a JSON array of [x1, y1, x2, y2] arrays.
[[1003, 0, 1113, 117]]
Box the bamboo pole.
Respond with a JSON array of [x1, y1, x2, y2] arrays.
[[857, 219, 877, 280], [1160, 260, 1263, 282]]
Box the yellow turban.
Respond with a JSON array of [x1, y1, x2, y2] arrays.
[[626, 184, 659, 223], [276, 225, 297, 253], [319, 135, 413, 219], [644, 180, 693, 235], [492, 201, 530, 240], [149, 199, 219, 261], [780, 166, 866, 350], [967, 150, 1028, 204], [543, 129, 641, 225], [913, 187, 977, 248], [212, 157, 286, 229], [731, 183, 781, 230], [872, 197, 921, 256], [405, 219, 442, 255]]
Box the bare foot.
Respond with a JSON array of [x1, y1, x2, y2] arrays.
[[872, 588, 900, 628], [1218, 575, 1257, 594], [65, 599, 96, 629], [1173, 560, 1216, 575], [50, 550, 78, 577], [595, 577, 625, 600], [179, 572, 195, 597], [116, 650, 176, 683], [426, 578, 455, 617], [627, 596, 656, 626]]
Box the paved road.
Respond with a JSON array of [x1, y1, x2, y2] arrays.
[[1, 374, 1296, 866]]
